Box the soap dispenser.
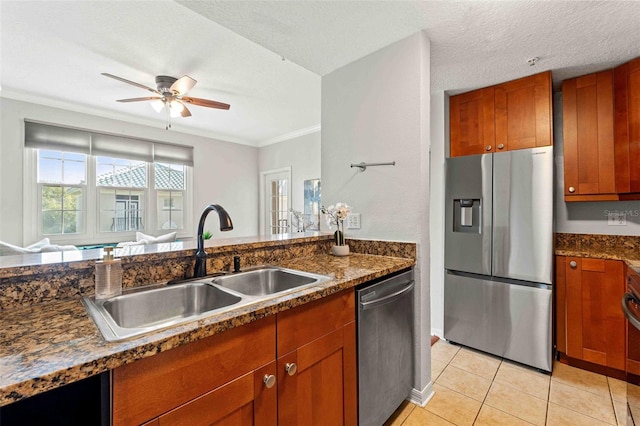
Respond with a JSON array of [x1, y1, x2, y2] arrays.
[[95, 247, 122, 299]]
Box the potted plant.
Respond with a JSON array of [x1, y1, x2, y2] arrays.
[[321, 203, 351, 256]]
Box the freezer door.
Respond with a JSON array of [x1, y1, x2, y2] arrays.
[[444, 153, 493, 275], [492, 146, 553, 284], [444, 271, 553, 372]]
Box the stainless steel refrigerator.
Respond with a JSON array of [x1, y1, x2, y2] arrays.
[[444, 146, 553, 372]]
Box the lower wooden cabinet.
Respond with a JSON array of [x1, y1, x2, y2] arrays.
[[276, 290, 357, 426], [112, 289, 357, 426], [556, 256, 626, 370]]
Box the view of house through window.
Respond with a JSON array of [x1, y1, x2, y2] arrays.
[[96, 156, 146, 232], [156, 163, 185, 230]]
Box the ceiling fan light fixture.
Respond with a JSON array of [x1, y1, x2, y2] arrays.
[[169, 100, 185, 117], [150, 99, 165, 113]]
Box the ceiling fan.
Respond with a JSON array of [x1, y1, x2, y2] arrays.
[[101, 73, 230, 128]]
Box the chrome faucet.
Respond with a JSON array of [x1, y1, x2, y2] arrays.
[[194, 204, 233, 278]]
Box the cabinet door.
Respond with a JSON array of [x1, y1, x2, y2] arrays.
[[562, 71, 617, 199], [614, 57, 640, 194], [112, 317, 276, 425], [277, 322, 357, 426], [565, 257, 626, 370], [495, 71, 552, 152], [450, 87, 495, 157], [154, 362, 277, 426]]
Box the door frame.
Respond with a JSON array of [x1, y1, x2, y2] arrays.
[[259, 167, 292, 235]]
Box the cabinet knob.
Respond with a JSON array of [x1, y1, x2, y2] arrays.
[[485, 145, 492, 151], [285, 362, 297, 376], [263, 374, 276, 389], [497, 144, 505, 150], [568, 186, 576, 193], [569, 261, 578, 269]]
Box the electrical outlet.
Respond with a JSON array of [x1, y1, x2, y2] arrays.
[[608, 212, 627, 226], [347, 213, 361, 229]]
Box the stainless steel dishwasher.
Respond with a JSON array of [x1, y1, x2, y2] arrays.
[[357, 269, 415, 426]]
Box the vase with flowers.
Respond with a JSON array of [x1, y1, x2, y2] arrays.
[[321, 202, 351, 256]]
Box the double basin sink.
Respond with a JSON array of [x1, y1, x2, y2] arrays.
[[83, 266, 330, 342]]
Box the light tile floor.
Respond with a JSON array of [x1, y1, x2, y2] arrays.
[[385, 340, 628, 426]]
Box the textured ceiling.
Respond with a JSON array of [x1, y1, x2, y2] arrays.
[[2, 1, 639, 146], [182, 0, 640, 92]]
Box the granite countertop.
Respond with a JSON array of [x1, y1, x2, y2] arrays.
[[0, 253, 414, 406], [555, 233, 640, 267]]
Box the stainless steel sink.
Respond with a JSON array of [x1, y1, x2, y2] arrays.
[[83, 266, 330, 342], [211, 266, 329, 296], [83, 282, 241, 342]]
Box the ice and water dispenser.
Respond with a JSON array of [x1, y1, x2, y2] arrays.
[[453, 199, 481, 233]]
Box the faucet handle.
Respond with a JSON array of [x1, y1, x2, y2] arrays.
[[233, 256, 241, 273]]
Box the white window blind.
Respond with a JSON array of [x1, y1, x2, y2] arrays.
[[25, 121, 91, 154], [24, 120, 193, 165], [92, 133, 153, 162]]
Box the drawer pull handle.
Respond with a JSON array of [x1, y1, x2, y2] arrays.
[[263, 374, 276, 388], [285, 362, 297, 376], [569, 261, 577, 269]]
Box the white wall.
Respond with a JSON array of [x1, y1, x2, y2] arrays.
[[258, 131, 321, 214], [0, 97, 259, 245], [553, 93, 640, 235], [322, 31, 433, 403], [429, 92, 446, 338]]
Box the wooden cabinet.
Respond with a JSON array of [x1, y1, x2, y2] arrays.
[[614, 57, 640, 196], [560, 57, 640, 201], [556, 256, 626, 370], [495, 71, 553, 151], [450, 71, 552, 157], [112, 289, 357, 426], [449, 87, 495, 156], [276, 290, 357, 426], [112, 316, 277, 426], [562, 70, 617, 201]]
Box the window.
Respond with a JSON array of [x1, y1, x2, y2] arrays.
[[156, 163, 185, 230], [96, 157, 146, 232], [24, 121, 193, 245], [37, 150, 86, 235]]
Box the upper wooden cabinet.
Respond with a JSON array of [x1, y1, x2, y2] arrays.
[[561, 57, 640, 201], [450, 71, 552, 157], [495, 71, 553, 151], [449, 87, 495, 156], [614, 57, 640, 195], [562, 70, 617, 200]]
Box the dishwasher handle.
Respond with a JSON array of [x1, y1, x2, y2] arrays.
[[622, 292, 640, 331], [360, 281, 414, 311]]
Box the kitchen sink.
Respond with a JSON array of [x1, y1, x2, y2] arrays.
[[83, 266, 330, 342], [83, 282, 242, 342], [211, 266, 329, 296]]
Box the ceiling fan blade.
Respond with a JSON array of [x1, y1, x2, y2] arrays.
[[181, 96, 230, 110], [180, 102, 192, 117], [170, 76, 197, 95], [116, 97, 163, 103], [101, 73, 160, 94]]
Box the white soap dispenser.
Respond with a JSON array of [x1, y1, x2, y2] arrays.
[[95, 247, 122, 299]]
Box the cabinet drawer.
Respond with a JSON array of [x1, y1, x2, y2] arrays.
[[277, 290, 355, 355], [113, 316, 276, 425]]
